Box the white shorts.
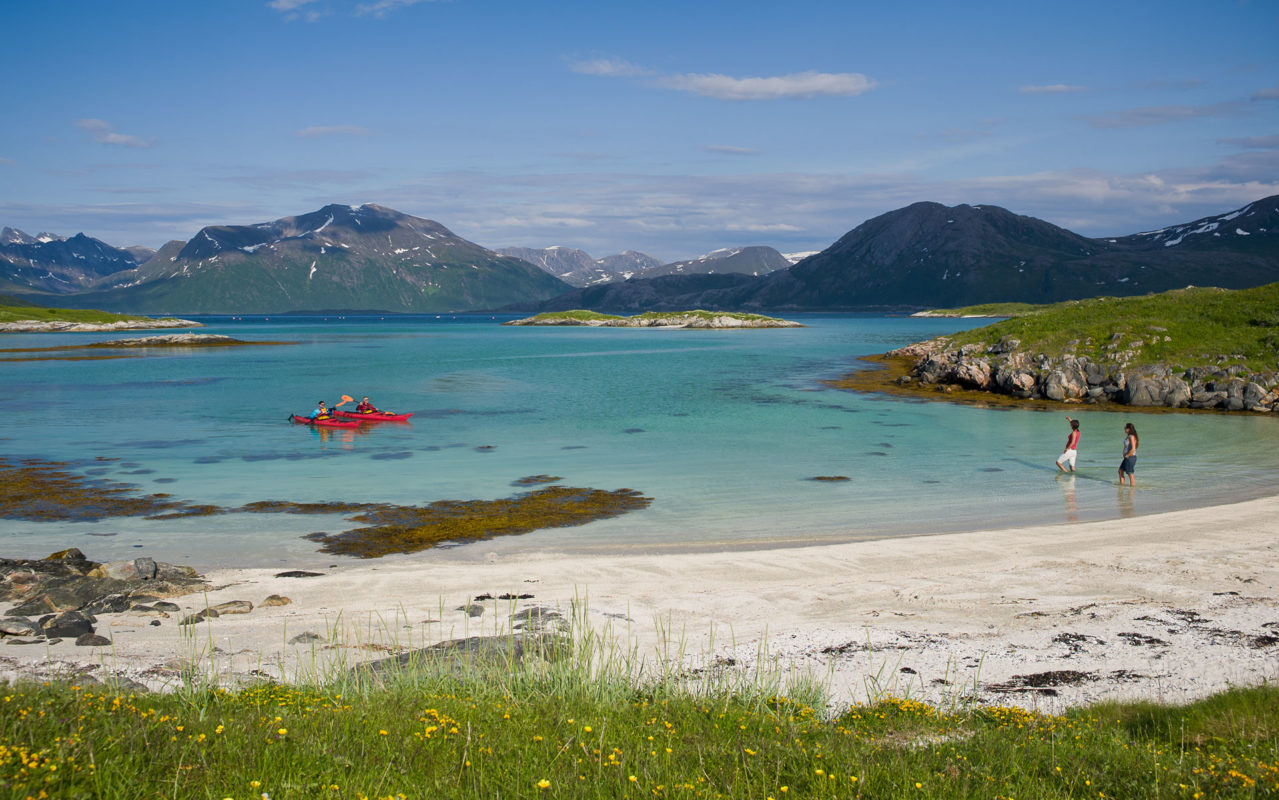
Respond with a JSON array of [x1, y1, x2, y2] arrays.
[[1056, 450, 1077, 468]]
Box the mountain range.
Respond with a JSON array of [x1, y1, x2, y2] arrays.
[[2, 205, 572, 314], [640, 246, 793, 279], [495, 245, 794, 287], [527, 196, 1279, 312], [495, 246, 661, 287], [3, 196, 1277, 314], [0, 227, 148, 295]]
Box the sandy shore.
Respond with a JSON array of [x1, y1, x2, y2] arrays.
[[4, 493, 1276, 712]]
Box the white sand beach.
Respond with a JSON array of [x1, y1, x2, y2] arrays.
[[4, 493, 1277, 712]]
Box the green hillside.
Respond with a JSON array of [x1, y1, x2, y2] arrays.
[[938, 283, 1279, 373], [0, 304, 163, 325]]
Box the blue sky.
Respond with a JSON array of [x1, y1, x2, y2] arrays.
[[2, 0, 1277, 262]]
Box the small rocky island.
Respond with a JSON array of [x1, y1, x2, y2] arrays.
[[0, 303, 200, 333], [87, 333, 251, 347], [506, 310, 802, 328], [1, 333, 290, 362], [837, 285, 1279, 413]]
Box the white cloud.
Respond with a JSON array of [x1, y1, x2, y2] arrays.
[[74, 119, 153, 148], [355, 0, 439, 18], [1018, 84, 1086, 95], [294, 125, 372, 138], [659, 70, 876, 101], [568, 58, 652, 78], [1220, 133, 1279, 149], [572, 59, 875, 101], [1252, 84, 1279, 101], [267, 0, 318, 10], [269, 0, 443, 19], [725, 222, 803, 232], [705, 145, 759, 155], [217, 167, 378, 190], [11, 160, 1274, 262], [0, 156, 14, 166], [362, 151, 1277, 260], [1086, 101, 1247, 129], [1137, 79, 1204, 91], [267, 0, 329, 20]]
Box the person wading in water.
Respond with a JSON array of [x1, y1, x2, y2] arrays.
[[1056, 415, 1081, 473]]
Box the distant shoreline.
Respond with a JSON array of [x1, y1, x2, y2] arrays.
[[505, 310, 803, 328], [0, 317, 201, 333]]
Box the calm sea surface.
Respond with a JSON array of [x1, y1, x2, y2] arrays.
[[4, 313, 1278, 569]]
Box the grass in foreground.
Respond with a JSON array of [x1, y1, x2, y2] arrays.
[[2, 667, 1275, 799], [930, 283, 1279, 375]]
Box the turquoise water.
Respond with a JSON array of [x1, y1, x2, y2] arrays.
[[3, 314, 1278, 569]]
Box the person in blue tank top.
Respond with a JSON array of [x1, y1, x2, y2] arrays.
[[1118, 422, 1138, 486], [309, 401, 329, 420]]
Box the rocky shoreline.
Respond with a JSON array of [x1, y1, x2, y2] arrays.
[[0, 549, 207, 654], [0, 317, 200, 333], [885, 335, 1279, 412]]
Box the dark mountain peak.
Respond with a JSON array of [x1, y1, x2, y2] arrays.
[[65, 232, 104, 248], [808, 201, 1095, 278], [0, 229, 140, 294], [88, 202, 572, 313], [124, 245, 157, 263], [286, 203, 399, 235], [1116, 194, 1279, 251], [499, 245, 595, 268], [2, 227, 37, 245], [499, 245, 636, 288], [2, 228, 68, 245], [758, 196, 1279, 310], [645, 245, 791, 279], [177, 204, 462, 260], [289, 203, 455, 238], [598, 250, 662, 269]]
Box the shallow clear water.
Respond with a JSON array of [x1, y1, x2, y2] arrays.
[[3, 313, 1277, 569]]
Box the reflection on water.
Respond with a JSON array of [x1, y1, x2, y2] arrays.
[[1117, 486, 1136, 519], [312, 424, 363, 450], [1057, 474, 1078, 523]]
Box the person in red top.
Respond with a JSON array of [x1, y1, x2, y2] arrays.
[[1056, 415, 1081, 473], [355, 396, 380, 414]]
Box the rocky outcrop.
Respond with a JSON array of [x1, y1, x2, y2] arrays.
[[0, 550, 207, 646], [90, 333, 239, 346], [895, 337, 1278, 412]]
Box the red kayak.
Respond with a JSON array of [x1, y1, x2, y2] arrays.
[[289, 414, 362, 428], [334, 410, 414, 422]]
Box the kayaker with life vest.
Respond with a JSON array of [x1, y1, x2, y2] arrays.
[[355, 396, 380, 414], [309, 401, 330, 420]]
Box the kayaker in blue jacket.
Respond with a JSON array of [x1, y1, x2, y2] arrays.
[[309, 401, 329, 420]]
